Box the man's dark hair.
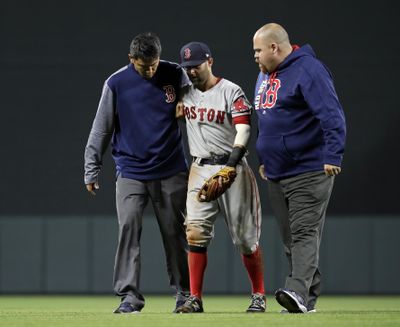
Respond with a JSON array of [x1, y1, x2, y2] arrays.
[[130, 32, 162, 60]]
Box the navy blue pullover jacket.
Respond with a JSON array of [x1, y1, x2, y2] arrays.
[[84, 61, 189, 183], [254, 45, 346, 180]]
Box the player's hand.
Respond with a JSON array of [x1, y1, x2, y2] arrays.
[[86, 182, 99, 195], [258, 165, 268, 180], [176, 101, 185, 119], [324, 164, 341, 177]]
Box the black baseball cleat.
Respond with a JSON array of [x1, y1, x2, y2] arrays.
[[246, 293, 266, 313], [113, 302, 142, 314], [173, 292, 190, 313], [174, 295, 204, 313], [280, 308, 317, 314], [275, 288, 307, 313]]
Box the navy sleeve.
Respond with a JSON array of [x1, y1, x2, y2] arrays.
[[300, 60, 346, 166]]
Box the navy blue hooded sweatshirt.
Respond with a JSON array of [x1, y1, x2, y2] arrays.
[[254, 44, 346, 180]]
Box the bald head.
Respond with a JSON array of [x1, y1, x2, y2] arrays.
[[254, 23, 290, 45], [253, 23, 293, 73]]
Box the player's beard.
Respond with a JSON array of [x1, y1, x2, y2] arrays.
[[258, 63, 268, 74], [190, 77, 201, 87]]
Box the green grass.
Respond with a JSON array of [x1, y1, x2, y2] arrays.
[[0, 295, 399, 327]]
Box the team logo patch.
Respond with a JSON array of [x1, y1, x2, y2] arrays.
[[163, 85, 176, 103], [262, 78, 281, 109], [184, 48, 191, 60], [233, 97, 250, 112], [254, 77, 281, 111]]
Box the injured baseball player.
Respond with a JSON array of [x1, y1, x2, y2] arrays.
[[174, 41, 266, 313]]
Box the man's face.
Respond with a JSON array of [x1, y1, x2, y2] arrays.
[[131, 56, 160, 79], [184, 60, 211, 87], [253, 35, 274, 74]]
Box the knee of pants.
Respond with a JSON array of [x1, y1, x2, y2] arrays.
[[290, 224, 319, 243], [186, 224, 211, 247], [290, 216, 320, 235], [117, 211, 142, 231]]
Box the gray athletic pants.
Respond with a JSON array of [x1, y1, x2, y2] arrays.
[[113, 171, 190, 309], [267, 171, 334, 309]]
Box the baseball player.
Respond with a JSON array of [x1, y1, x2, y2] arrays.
[[174, 42, 266, 313], [84, 32, 190, 314]]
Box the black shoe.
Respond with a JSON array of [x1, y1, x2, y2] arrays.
[[275, 288, 307, 313], [173, 292, 190, 313], [174, 295, 204, 313], [246, 293, 266, 313], [113, 302, 142, 314]]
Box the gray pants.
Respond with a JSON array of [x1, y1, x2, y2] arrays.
[[113, 171, 190, 308], [267, 171, 334, 309]]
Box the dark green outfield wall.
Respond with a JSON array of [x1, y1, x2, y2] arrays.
[[1, 215, 398, 294]]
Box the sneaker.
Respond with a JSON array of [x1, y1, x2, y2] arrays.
[[275, 288, 307, 313], [113, 302, 142, 314], [173, 292, 190, 313], [174, 295, 204, 313], [246, 293, 266, 313]]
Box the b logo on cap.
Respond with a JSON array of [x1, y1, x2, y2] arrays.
[[184, 48, 191, 60]]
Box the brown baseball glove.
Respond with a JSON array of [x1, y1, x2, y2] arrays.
[[197, 166, 237, 202]]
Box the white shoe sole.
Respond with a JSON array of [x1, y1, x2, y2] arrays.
[[275, 290, 307, 313]]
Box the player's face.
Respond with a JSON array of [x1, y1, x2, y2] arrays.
[[253, 35, 275, 73], [184, 60, 211, 87], [131, 56, 160, 79]]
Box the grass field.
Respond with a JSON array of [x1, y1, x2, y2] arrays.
[[0, 295, 399, 327]]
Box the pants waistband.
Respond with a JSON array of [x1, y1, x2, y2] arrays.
[[193, 155, 229, 165]]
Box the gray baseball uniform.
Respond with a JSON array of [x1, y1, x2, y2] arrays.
[[182, 78, 261, 254]]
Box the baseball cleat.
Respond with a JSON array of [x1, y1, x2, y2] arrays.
[[113, 302, 142, 314], [173, 292, 190, 313], [275, 288, 307, 313], [174, 295, 204, 313], [246, 293, 266, 313]]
